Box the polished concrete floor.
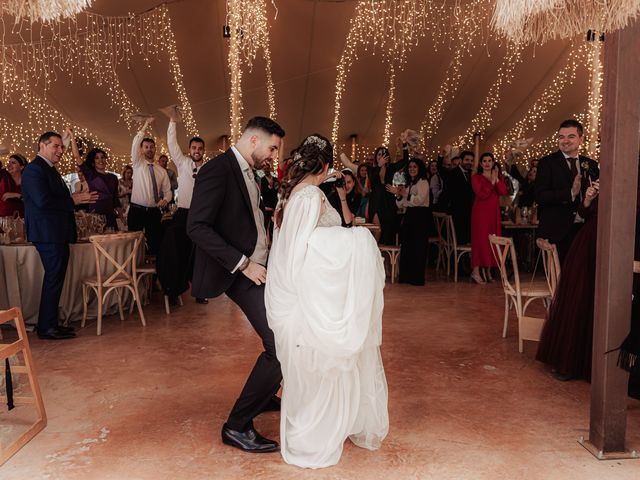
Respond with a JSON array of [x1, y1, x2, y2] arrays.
[[1, 275, 639, 479]]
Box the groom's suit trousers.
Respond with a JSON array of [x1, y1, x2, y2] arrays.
[[225, 275, 282, 431]]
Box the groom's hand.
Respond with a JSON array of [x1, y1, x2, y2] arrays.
[[242, 261, 267, 286]]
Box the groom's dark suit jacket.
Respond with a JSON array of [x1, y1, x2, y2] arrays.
[[187, 148, 259, 299], [535, 150, 599, 243]]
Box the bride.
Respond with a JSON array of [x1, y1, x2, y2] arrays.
[[265, 134, 389, 469]]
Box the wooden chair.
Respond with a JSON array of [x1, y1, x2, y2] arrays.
[[536, 238, 561, 298], [0, 307, 46, 465], [443, 214, 471, 282], [82, 232, 146, 336], [489, 234, 551, 352], [379, 245, 401, 283], [431, 212, 450, 275]]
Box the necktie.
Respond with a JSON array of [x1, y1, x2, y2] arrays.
[[568, 157, 578, 178], [148, 164, 160, 203]]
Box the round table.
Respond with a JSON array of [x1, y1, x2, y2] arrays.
[[0, 240, 133, 325]]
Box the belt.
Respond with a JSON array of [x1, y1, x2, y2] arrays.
[[130, 203, 159, 212]]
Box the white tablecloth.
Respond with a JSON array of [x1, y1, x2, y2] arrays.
[[0, 242, 135, 325]]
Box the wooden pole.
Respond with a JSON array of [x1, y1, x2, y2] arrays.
[[473, 133, 481, 169], [584, 19, 640, 459]]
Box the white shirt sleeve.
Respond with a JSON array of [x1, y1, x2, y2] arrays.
[[167, 121, 191, 168], [131, 130, 145, 167], [231, 255, 248, 274]]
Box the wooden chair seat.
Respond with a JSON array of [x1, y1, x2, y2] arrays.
[[83, 277, 132, 288]]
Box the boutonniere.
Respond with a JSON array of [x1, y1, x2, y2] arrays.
[[580, 160, 590, 179]]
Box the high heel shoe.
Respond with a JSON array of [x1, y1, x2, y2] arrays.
[[470, 272, 485, 284]]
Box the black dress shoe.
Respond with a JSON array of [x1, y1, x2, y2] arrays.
[[553, 371, 573, 382], [221, 424, 279, 453], [195, 298, 208, 304], [37, 328, 76, 340], [57, 325, 75, 333], [260, 395, 281, 413]]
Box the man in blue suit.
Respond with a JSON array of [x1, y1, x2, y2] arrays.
[[22, 131, 94, 340]]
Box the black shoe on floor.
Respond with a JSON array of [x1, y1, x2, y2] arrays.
[[553, 371, 573, 382], [195, 298, 208, 304], [57, 325, 75, 333], [221, 424, 279, 453], [38, 328, 76, 340], [260, 395, 281, 413]]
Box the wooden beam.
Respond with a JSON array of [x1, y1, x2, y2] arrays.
[[589, 19, 640, 456]]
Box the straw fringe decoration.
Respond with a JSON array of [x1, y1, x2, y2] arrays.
[[2, 0, 93, 24], [492, 0, 640, 44]]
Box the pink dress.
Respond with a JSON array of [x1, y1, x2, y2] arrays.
[[471, 174, 507, 267]]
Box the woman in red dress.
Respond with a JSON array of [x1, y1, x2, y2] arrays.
[[470, 153, 508, 284], [0, 153, 27, 217]]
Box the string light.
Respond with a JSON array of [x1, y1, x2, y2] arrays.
[[454, 41, 524, 150], [492, 42, 589, 165], [585, 38, 603, 158], [332, 0, 458, 152], [0, 4, 199, 173], [226, 0, 277, 143]]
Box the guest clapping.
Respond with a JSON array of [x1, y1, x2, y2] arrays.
[[388, 159, 430, 286], [0, 154, 27, 217], [67, 128, 120, 229], [470, 153, 508, 284]]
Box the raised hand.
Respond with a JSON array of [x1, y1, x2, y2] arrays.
[[571, 173, 582, 199]]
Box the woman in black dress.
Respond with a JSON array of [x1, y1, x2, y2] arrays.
[[387, 159, 430, 286], [536, 181, 599, 380]]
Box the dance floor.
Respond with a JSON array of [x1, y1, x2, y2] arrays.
[[1, 276, 639, 479]]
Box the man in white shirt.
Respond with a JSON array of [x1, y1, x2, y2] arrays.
[[160, 108, 207, 304], [128, 117, 172, 254]]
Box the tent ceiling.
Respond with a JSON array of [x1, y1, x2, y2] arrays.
[[0, 0, 592, 161]]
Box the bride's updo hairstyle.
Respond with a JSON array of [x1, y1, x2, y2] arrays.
[[275, 133, 333, 227]]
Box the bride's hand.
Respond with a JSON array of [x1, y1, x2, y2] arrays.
[[242, 261, 267, 286]]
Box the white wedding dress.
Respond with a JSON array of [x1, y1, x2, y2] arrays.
[[265, 184, 389, 469]]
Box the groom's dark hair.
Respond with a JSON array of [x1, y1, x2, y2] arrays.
[[245, 116, 285, 138]]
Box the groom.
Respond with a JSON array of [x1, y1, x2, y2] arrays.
[[187, 116, 285, 453]]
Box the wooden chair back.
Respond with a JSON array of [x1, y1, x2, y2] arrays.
[[536, 238, 561, 297], [489, 234, 521, 299], [88, 232, 142, 288]]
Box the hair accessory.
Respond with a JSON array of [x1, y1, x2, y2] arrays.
[[304, 135, 327, 150], [293, 152, 302, 161]]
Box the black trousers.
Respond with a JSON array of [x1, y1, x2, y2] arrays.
[[399, 207, 430, 285], [33, 242, 70, 333], [157, 208, 192, 297], [225, 274, 282, 432], [128, 204, 162, 255]]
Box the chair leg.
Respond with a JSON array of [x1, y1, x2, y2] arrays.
[[97, 287, 103, 336], [503, 295, 509, 338], [116, 289, 125, 321], [177, 295, 183, 307], [81, 284, 88, 328], [454, 252, 459, 283], [132, 284, 147, 327], [129, 279, 137, 314], [164, 295, 171, 315]]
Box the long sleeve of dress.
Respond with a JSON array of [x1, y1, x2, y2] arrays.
[[396, 179, 429, 208]]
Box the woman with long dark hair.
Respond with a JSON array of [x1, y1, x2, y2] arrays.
[[387, 159, 430, 285], [267, 133, 388, 468], [0, 153, 27, 217], [470, 152, 508, 284], [67, 128, 120, 229]]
